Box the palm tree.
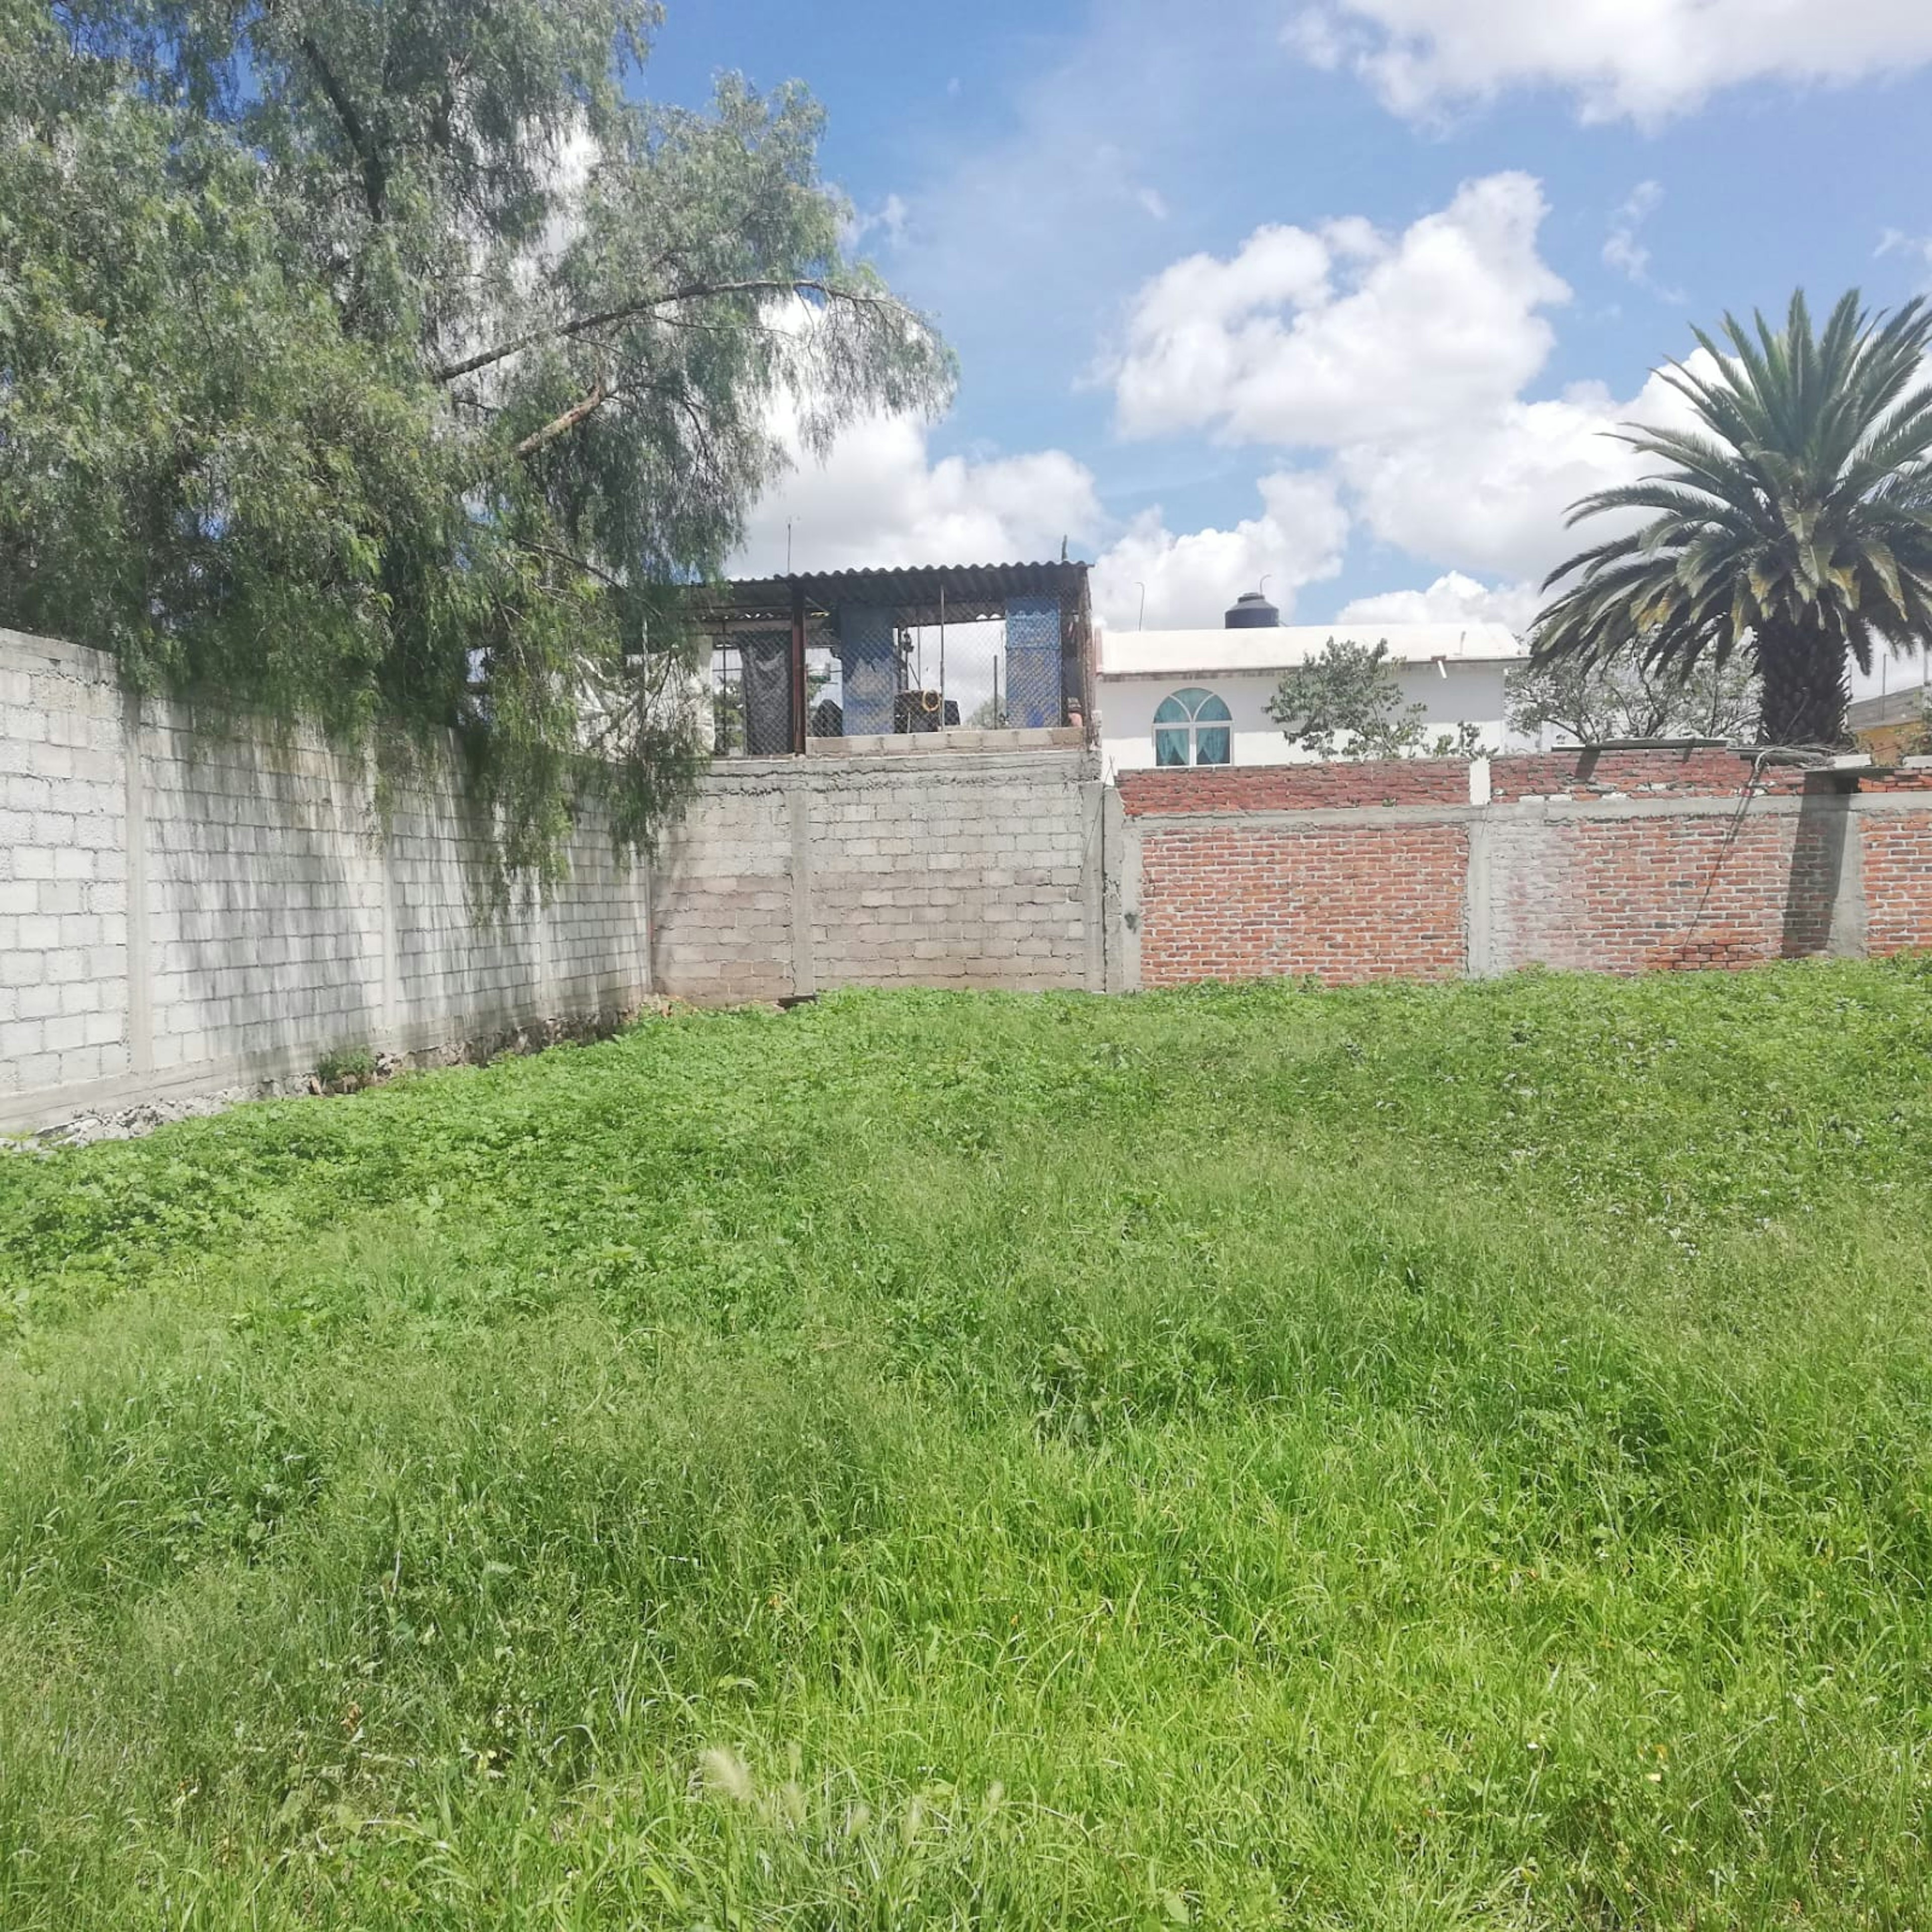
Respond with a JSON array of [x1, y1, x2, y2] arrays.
[[1533, 291, 1932, 748]]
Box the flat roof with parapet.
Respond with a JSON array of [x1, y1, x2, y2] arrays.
[[1848, 682, 1929, 731], [1098, 622, 1526, 678], [697, 560, 1091, 629]]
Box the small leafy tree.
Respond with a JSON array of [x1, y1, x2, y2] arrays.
[[1505, 647, 1760, 745], [1268, 638, 1486, 760]]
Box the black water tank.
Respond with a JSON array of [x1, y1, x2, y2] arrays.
[[1225, 591, 1279, 629]]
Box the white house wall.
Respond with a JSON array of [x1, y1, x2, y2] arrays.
[[1097, 662, 1520, 777]]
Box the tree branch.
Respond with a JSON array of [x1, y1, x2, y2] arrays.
[[513, 376, 609, 457], [513, 537, 627, 594], [296, 33, 388, 221], [433, 278, 897, 383]]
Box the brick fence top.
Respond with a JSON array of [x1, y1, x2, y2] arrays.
[[1117, 762, 1471, 815], [1117, 747, 1914, 817], [1488, 746, 1801, 801]]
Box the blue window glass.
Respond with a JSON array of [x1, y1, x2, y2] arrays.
[[1153, 688, 1233, 766]]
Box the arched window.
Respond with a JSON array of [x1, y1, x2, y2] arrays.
[[1153, 687, 1232, 767]]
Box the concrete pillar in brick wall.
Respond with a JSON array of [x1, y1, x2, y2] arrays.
[[1825, 798, 1868, 958], [1465, 816, 1496, 978], [1103, 786, 1142, 993], [1080, 779, 1106, 992]]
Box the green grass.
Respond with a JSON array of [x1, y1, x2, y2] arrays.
[[4, 962, 1931, 1928]]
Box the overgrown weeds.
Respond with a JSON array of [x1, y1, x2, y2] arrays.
[[2, 963, 1930, 1926]]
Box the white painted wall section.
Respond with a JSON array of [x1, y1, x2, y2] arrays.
[[1093, 623, 1532, 777]]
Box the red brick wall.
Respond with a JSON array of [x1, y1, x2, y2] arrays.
[[1862, 817, 1932, 955], [1488, 747, 1811, 800], [1137, 822, 1469, 986], [1487, 812, 1843, 974], [1118, 761, 1470, 815], [1126, 758, 1932, 987]]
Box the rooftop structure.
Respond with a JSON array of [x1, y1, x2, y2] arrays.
[[691, 561, 1092, 756], [1848, 680, 1929, 763]]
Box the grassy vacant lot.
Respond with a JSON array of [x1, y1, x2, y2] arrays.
[[3, 964, 1931, 1929]]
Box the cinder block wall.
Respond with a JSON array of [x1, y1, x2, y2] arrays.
[[651, 750, 1105, 1001], [1117, 751, 1932, 987], [1, 628, 650, 1130], [3, 630, 1111, 1129], [1, 633, 131, 1096], [648, 769, 797, 1004]]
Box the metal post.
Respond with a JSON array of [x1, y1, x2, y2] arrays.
[[938, 582, 946, 717], [788, 576, 807, 754]]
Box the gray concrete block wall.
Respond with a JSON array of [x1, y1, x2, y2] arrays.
[[650, 750, 1103, 1003], [548, 834, 652, 1020], [808, 759, 1093, 992], [5, 627, 1103, 1128], [650, 773, 797, 1003], [0, 632, 132, 1099], [141, 705, 389, 1074], [1, 628, 652, 1131], [388, 793, 546, 1043], [389, 787, 650, 1045]]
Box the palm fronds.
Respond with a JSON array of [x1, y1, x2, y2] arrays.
[[1533, 290, 1932, 745]]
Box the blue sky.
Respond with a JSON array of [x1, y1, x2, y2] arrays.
[[639, 0, 1932, 650]]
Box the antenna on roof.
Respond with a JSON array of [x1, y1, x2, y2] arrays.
[[1060, 534, 1069, 562]]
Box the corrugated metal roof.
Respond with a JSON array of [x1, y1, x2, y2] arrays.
[[699, 560, 1090, 627]]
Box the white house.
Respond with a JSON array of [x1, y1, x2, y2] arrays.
[[1094, 612, 1530, 777]]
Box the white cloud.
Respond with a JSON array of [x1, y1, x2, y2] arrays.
[[1337, 571, 1539, 632], [741, 168, 1724, 653], [1602, 181, 1660, 282], [1137, 186, 1171, 221], [1286, 0, 1932, 125], [733, 404, 1103, 577], [1878, 227, 1932, 290], [1108, 172, 1569, 447], [736, 403, 1348, 637], [1602, 181, 1684, 301], [1342, 364, 1703, 580], [1105, 174, 1715, 585], [1090, 471, 1349, 631], [844, 192, 911, 255]]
